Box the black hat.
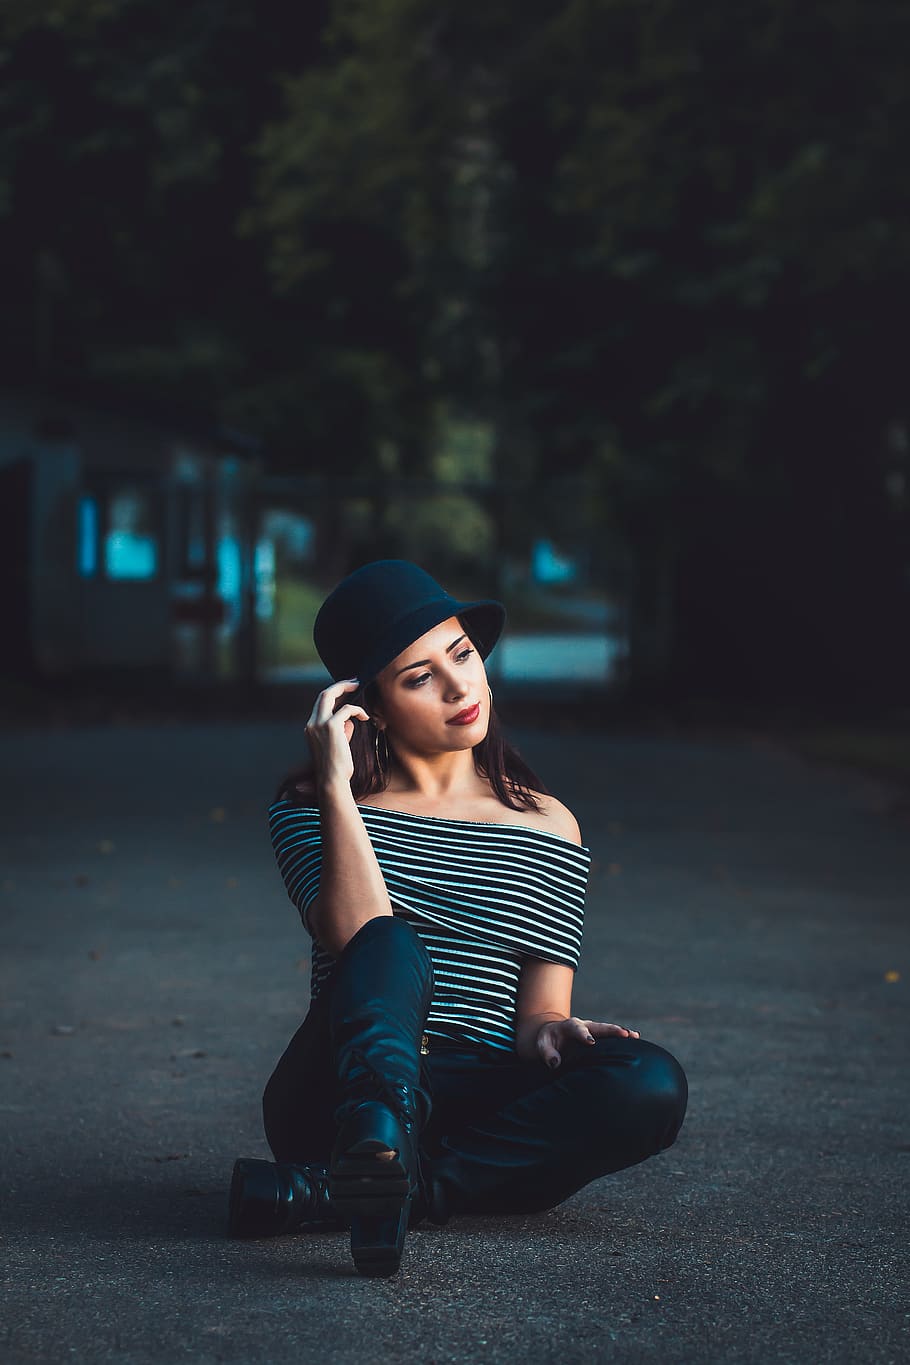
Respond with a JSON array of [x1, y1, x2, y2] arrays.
[[313, 559, 506, 686]]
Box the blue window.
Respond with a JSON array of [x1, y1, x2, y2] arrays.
[[103, 488, 159, 580], [77, 496, 99, 577], [78, 484, 160, 580]]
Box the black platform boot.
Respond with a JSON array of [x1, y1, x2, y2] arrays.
[[329, 1048, 435, 1272], [227, 1158, 342, 1237], [326, 916, 435, 1277]]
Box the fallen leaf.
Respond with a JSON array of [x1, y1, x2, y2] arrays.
[[225, 877, 238, 889], [608, 862, 622, 876], [98, 840, 115, 854], [74, 874, 90, 887], [88, 948, 103, 961], [884, 970, 901, 983], [209, 807, 227, 823]]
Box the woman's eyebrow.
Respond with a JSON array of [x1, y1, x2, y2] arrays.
[[394, 635, 467, 676]]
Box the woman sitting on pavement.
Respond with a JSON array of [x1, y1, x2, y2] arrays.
[[228, 558, 688, 1277]]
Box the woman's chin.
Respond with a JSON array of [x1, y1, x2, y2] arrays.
[[457, 720, 489, 746]]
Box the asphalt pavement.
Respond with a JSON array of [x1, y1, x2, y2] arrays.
[[1, 719, 908, 1364]]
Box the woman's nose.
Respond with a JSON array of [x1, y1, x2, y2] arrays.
[[442, 670, 468, 699]]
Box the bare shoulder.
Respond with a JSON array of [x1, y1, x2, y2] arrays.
[[528, 792, 584, 846]]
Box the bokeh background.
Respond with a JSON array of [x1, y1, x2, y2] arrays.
[[1, 0, 909, 756]]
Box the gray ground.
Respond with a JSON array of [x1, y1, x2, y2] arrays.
[[1, 720, 908, 1365]]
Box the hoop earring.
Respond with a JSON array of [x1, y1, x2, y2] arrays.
[[373, 724, 389, 774], [488, 684, 494, 704]]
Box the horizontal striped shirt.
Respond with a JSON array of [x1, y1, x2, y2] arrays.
[[267, 800, 592, 1054]]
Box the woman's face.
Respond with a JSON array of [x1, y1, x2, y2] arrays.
[[370, 615, 489, 752]]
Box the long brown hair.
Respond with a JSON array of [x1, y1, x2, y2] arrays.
[[274, 622, 550, 812]]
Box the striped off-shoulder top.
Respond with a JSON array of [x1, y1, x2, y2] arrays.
[[267, 800, 593, 1054]]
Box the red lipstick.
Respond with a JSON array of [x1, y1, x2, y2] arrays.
[[447, 702, 481, 725]]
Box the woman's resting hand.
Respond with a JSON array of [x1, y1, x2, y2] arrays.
[[536, 1017, 640, 1070]]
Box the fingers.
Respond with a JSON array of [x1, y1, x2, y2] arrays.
[[306, 702, 369, 733], [586, 1021, 640, 1039], [535, 1024, 562, 1070], [325, 678, 362, 717], [307, 678, 364, 728], [560, 1017, 595, 1046], [538, 1018, 641, 1071], [333, 703, 370, 723], [538, 1018, 598, 1070]]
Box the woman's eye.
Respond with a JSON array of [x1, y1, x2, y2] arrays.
[[406, 648, 474, 687]]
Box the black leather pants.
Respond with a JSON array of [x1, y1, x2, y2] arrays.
[[263, 916, 688, 1219]]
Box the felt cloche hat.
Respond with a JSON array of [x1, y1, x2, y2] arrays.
[[313, 559, 506, 686]]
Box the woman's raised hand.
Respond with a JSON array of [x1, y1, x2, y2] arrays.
[[536, 1017, 640, 1070], [305, 678, 370, 789]]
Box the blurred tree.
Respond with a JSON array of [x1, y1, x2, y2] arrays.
[[473, 0, 910, 705], [1, 0, 907, 703], [249, 0, 910, 701], [0, 0, 328, 436], [239, 0, 457, 473]]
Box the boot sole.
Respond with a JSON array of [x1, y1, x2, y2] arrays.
[[329, 1104, 414, 1277]]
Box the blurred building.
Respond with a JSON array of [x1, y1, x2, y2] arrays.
[[0, 395, 259, 684], [0, 395, 627, 694]]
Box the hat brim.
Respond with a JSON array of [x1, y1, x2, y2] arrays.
[[356, 598, 506, 686]]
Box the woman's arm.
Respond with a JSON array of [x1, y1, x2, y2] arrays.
[[514, 796, 638, 1064], [513, 797, 582, 1059], [514, 960, 574, 1062], [304, 680, 394, 957], [309, 779, 393, 956]]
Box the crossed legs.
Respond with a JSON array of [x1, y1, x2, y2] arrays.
[[262, 917, 688, 1223], [420, 1037, 687, 1218]]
